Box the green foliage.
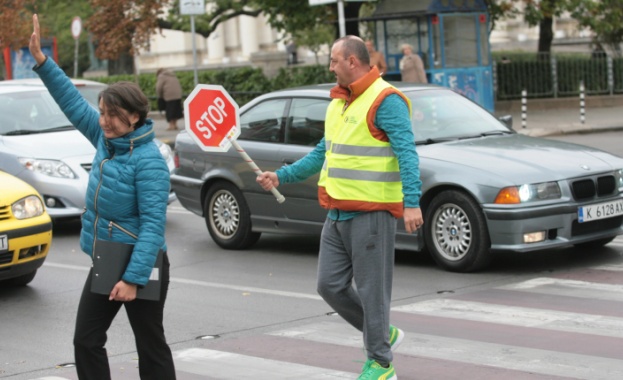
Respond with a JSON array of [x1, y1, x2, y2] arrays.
[[566, 0, 623, 57], [91, 64, 336, 109], [165, 0, 331, 42]]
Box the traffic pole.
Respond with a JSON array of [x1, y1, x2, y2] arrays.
[[521, 89, 527, 129], [579, 80, 585, 124], [229, 138, 285, 204]]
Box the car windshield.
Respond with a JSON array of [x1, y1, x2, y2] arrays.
[[0, 86, 103, 136], [404, 89, 510, 143]]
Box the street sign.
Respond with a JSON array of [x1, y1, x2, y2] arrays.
[[71, 17, 82, 40], [184, 85, 285, 203], [184, 84, 240, 152], [180, 0, 206, 15]]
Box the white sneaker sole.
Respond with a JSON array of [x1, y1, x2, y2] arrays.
[[391, 328, 404, 352]]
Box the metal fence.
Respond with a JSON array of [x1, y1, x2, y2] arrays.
[[493, 52, 623, 100]]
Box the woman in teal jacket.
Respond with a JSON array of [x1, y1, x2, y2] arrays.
[[29, 14, 176, 379]]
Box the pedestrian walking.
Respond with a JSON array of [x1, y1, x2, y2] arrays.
[[29, 14, 176, 380], [156, 68, 184, 130], [365, 39, 387, 76], [400, 43, 427, 83], [256, 35, 423, 379]]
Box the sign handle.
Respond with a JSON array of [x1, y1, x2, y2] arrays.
[[229, 139, 286, 204]]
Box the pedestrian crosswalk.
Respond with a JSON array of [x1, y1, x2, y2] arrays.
[[33, 237, 623, 379]]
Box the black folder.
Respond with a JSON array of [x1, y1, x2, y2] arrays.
[[91, 240, 163, 301]]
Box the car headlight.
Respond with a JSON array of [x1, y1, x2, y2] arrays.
[[12, 195, 45, 219], [18, 158, 77, 179], [617, 169, 623, 191], [495, 182, 561, 204], [157, 141, 173, 162]]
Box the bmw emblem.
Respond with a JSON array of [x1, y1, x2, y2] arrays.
[[580, 164, 590, 170]]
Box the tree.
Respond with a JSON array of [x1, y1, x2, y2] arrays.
[[522, 0, 574, 55], [87, 0, 169, 75], [294, 23, 336, 65], [0, 0, 36, 78], [161, 0, 330, 42], [484, 0, 519, 34], [37, 0, 93, 77], [566, 0, 623, 57]]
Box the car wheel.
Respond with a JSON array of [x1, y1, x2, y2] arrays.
[[7, 270, 37, 286], [573, 236, 615, 249], [424, 190, 491, 272], [204, 181, 261, 250]]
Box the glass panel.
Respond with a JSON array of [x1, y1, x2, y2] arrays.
[[0, 91, 73, 134], [479, 15, 490, 66], [405, 89, 507, 142], [286, 98, 329, 146], [443, 15, 477, 68], [431, 20, 442, 69], [239, 98, 288, 143], [384, 19, 419, 73]]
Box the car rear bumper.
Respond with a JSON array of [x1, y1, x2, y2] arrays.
[[484, 196, 623, 251]]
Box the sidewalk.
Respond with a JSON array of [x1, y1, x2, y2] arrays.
[[151, 95, 623, 148], [494, 94, 623, 137]]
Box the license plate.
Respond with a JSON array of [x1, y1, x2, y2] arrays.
[[578, 199, 623, 223], [0, 234, 7, 251]]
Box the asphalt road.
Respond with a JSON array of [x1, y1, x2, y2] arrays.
[[1, 132, 622, 379]]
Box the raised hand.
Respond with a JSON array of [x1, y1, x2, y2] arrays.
[[29, 14, 46, 65]]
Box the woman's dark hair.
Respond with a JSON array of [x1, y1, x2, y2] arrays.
[[99, 81, 150, 128]]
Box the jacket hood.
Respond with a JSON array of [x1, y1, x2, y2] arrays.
[[105, 119, 156, 154]]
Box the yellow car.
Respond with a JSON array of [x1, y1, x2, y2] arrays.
[[0, 171, 52, 285]]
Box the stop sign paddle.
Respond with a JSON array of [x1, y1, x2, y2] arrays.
[[184, 85, 285, 203]]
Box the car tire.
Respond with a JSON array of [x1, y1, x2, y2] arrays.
[[7, 270, 37, 286], [424, 190, 491, 272], [204, 181, 261, 250]]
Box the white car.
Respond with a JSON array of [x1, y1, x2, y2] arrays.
[[0, 78, 176, 220]]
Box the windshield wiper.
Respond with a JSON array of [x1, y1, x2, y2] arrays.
[[415, 137, 460, 145], [480, 130, 513, 136], [3, 129, 42, 136], [42, 125, 75, 132]]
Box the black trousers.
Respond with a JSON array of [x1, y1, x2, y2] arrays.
[[74, 253, 176, 380]]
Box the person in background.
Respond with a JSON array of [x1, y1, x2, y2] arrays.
[[365, 39, 387, 76], [400, 43, 427, 83], [29, 14, 176, 380], [257, 35, 423, 379], [286, 40, 298, 65], [156, 68, 184, 130]]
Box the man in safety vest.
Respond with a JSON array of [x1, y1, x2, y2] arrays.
[[257, 35, 423, 380]]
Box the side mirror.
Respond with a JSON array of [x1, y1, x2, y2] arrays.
[[499, 115, 513, 130]]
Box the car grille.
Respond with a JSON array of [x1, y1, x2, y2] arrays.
[[0, 205, 10, 221], [81, 163, 92, 173], [0, 251, 12, 264], [571, 175, 616, 201], [572, 215, 623, 236]]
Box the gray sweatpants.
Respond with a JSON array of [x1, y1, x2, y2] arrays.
[[317, 211, 397, 366]]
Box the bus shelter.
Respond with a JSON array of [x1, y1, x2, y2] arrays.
[[368, 0, 494, 112]]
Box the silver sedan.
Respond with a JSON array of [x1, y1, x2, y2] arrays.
[[171, 83, 623, 272], [0, 79, 176, 220]]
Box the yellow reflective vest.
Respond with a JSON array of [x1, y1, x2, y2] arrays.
[[318, 78, 411, 218]]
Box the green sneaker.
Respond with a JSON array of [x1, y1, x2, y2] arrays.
[[357, 359, 397, 380], [389, 325, 404, 352]]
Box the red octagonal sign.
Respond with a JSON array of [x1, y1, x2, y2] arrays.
[[183, 84, 241, 152]]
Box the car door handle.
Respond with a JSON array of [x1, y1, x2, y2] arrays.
[[282, 159, 295, 165]]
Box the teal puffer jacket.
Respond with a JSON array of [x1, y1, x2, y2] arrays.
[[35, 59, 169, 286]]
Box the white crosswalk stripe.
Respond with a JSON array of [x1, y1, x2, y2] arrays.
[[30, 260, 623, 380], [173, 348, 356, 379]]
